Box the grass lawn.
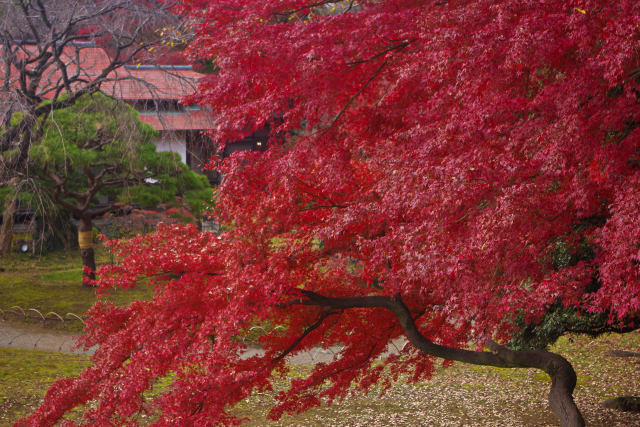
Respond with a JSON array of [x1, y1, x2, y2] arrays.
[[1, 331, 638, 426], [0, 248, 154, 332], [0, 347, 90, 424]]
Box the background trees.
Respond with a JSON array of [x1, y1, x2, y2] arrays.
[[0, 0, 181, 172], [0, 0, 186, 252], [21, 1, 640, 426], [25, 92, 211, 284]]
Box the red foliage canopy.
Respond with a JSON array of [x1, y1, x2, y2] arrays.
[[22, 1, 640, 425]]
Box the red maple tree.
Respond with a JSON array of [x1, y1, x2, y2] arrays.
[[21, 1, 640, 426]]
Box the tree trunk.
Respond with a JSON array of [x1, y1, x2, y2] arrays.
[[78, 217, 96, 286], [0, 190, 18, 256], [297, 291, 586, 427]]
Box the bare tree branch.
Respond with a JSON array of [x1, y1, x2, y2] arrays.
[[0, 0, 186, 179], [273, 309, 342, 361]]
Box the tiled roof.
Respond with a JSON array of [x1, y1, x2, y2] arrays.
[[103, 65, 201, 100], [2, 44, 210, 130], [138, 109, 215, 131], [30, 45, 200, 100], [3, 45, 112, 97]]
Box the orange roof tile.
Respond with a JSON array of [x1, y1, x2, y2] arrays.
[[103, 65, 201, 100], [138, 109, 215, 131], [2, 43, 205, 106]]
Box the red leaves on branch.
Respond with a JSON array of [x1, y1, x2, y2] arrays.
[[22, 1, 640, 425]]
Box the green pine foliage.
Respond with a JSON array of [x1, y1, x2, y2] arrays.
[[25, 92, 212, 218]]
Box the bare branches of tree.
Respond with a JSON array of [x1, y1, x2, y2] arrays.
[[0, 0, 186, 180]]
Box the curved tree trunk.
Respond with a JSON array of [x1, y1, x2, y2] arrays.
[[78, 217, 96, 286], [296, 291, 586, 427]]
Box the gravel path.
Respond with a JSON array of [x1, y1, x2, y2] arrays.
[[0, 321, 91, 354], [0, 320, 406, 364]]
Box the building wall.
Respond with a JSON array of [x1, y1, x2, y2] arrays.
[[153, 131, 187, 163]]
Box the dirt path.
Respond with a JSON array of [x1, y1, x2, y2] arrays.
[[0, 320, 406, 364], [0, 321, 91, 354]]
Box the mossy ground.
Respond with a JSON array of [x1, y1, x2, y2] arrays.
[[0, 332, 638, 426], [0, 248, 154, 332], [0, 348, 90, 424]]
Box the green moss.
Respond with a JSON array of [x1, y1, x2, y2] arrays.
[[38, 269, 83, 283], [0, 348, 90, 424], [0, 248, 154, 332]]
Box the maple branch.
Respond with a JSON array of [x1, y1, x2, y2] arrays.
[[290, 175, 346, 209], [315, 58, 389, 138], [312, 341, 379, 384], [346, 39, 416, 67], [274, 0, 355, 17], [533, 201, 574, 222], [297, 204, 350, 212], [293, 290, 585, 427], [273, 309, 341, 361]]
